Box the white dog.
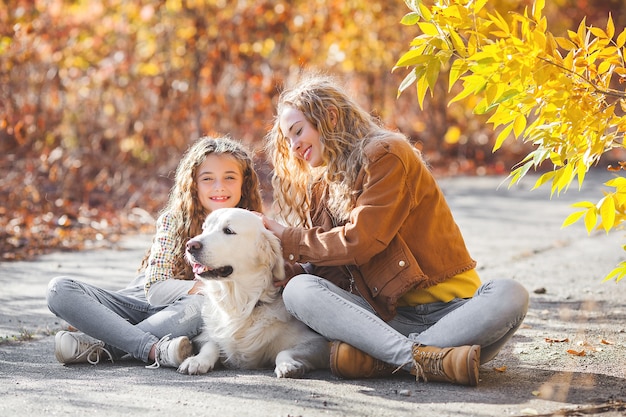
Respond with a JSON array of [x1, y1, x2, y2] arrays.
[[178, 207, 330, 378]]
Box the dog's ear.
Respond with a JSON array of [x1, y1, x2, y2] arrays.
[[259, 228, 285, 281]]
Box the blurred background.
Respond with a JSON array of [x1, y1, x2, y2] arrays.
[[1, 0, 624, 260]]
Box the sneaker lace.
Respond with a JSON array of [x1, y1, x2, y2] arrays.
[[145, 334, 171, 370], [77, 341, 114, 365]]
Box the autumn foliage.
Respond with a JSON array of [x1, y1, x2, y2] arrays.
[[0, 0, 621, 261], [395, 0, 626, 281]]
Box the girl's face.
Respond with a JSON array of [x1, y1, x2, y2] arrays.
[[195, 154, 244, 212], [279, 107, 324, 168]]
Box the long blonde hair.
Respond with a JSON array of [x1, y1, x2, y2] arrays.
[[265, 73, 407, 227], [141, 136, 263, 278]]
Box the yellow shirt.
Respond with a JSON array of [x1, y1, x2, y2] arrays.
[[398, 268, 481, 306]]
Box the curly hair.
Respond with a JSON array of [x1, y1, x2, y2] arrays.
[[140, 136, 263, 278], [265, 73, 408, 227]]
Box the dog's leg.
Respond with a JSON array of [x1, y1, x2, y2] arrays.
[[274, 336, 331, 378], [178, 340, 221, 375]]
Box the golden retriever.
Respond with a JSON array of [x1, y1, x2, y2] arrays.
[[178, 207, 330, 378]]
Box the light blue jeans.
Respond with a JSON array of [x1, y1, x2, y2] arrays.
[[46, 275, 204, 363], [282, 275, 529, 371]]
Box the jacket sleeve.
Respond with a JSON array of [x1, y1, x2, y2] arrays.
[[281, 139, 417, 266]]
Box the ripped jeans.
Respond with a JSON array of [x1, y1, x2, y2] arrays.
[[47, 275, 204, 363], [282, 275, 529, 370]]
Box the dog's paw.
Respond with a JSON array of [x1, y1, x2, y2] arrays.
[[177, 355, 214, 375], [275, 361, 306, 378]]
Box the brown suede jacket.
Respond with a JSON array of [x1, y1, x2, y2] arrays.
[[280, 135, 476, 322]]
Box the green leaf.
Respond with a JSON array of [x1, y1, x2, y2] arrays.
[[401, 12, 421, 26]]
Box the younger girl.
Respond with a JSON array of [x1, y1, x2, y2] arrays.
[[47, 136, 263, 369], [259, 73, 529, 386]]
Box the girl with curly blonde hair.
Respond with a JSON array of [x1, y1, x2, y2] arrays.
[[260, 73, 529, 386], [48, 136, 263, 370]]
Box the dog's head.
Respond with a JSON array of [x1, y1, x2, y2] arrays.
[[185, 208, 285, 285]]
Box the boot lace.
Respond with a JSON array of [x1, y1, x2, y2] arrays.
[[411, 345, 445, 382]]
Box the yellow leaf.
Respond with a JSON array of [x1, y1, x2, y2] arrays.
[[449, 30, 467, 58], [532, 0, 545, 22], [616, 28, 626, 48], [449, 59, 468, 88], [493, 123, 514, 152], [576, 160, 586, 190], [417, 22, 440, 36], [571, 200, 596, 209], [487, 11, 510, 35], [599, 195, 616, 232], [607, 13, 615, 39], [425, 57, 441, 91], [590, 27, 607, 40], [513, 114, 527, 138], [416, 73, 429, 109], [532, 171, 556, 190], [444, 126, 462, 144], [561, 210, 586, 228], [555, 36, 576, 51], [395, 49, 431, 68], [584, 208, 598, 234], [603, 262, 626, 282]]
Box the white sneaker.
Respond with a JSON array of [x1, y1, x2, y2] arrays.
[[146, 335, 193, 369], [54, 331, 113, 365]]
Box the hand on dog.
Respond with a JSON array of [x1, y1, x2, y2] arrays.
[[253, 212, 285, 240]]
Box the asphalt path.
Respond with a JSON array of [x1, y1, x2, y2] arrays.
[[1, 171, 625, 417]]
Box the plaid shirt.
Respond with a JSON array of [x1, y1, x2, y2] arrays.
[[144, 211, 187, 293]]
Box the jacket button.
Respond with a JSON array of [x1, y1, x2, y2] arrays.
[[398, 260, 406, 267], [373, 287, 378, 293], [288, 254, 295, 261]]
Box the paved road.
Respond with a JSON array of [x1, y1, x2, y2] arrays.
[[1, 172, 625, 416]]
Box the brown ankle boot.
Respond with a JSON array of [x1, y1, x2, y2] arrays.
[[411, 344, 480, 386], [329, 341, 399, 379]]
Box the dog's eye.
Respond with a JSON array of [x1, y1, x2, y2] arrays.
[[223, 227, 236, 235]]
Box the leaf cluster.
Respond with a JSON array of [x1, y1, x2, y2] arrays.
[[395, 0, 626, 282]]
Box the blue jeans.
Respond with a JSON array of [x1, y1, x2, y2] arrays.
[[282, 275, 529, 370], [46, 275, 204, 363]]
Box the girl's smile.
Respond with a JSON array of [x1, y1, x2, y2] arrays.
[[279, 107, 323, 167], [196, 154, 244, 212]]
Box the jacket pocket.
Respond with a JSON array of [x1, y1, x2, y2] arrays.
[[359, 234, 425, 299]]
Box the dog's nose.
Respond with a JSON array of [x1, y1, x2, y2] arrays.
[[186, 239, 202, 253]]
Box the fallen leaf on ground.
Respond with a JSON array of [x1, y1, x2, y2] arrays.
[[545, 337, 569, 343], [566, 349, 586, 356]]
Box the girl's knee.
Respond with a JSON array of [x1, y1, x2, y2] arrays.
[[282, 274, 318, 311], [46, 276, 73, 310], [493, 279, 529, 316]]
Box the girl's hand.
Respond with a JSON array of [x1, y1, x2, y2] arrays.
[[253, 212, 286, 240]]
